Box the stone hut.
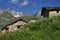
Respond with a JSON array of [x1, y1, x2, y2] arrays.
[[41, 7, 60, 18], [1, 19, 27, 33]]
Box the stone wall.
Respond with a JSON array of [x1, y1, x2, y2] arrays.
[[29, 20, 36, 23], [49, 11, 60, 17], [8, 21, 27, 31]]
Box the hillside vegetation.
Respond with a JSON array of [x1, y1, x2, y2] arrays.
[[0, 16, 60, 40]]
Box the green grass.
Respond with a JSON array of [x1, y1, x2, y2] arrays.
[[0, 16, 60, 40]]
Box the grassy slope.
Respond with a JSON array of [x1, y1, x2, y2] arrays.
[[0, 16, 60, 40]]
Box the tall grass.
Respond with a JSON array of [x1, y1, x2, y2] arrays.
[[0, 16, 60, 40]]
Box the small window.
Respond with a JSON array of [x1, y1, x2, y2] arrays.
[[5, 27, 9, 30], [17, 25, 22, 28], [56, 10, 59, 13]]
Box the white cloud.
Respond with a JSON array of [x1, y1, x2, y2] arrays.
[[11, 0, 18, 4], [20, 0, 29, 6]]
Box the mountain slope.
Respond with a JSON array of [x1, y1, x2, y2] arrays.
[[34, 11, 43, 19], [9, 10, 24, 17]]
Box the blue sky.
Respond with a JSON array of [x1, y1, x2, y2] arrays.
[[0, 0, 60, 15]]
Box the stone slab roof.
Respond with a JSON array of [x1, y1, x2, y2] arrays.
[[42, 7, 60, 11]]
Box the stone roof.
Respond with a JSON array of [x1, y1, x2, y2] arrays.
[[1, 18, 27, 30], [42, 7, 60, 11]]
